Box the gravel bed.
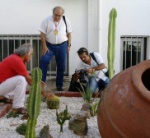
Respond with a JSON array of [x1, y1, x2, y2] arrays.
[[0, 97, 101, 138]]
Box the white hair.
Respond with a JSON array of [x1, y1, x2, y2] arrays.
[[14, 43, 33, 56]]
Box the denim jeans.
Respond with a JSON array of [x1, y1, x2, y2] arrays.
[[86, 76, 109, 93], [40, 41, 68, 88]]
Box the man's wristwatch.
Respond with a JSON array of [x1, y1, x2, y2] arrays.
[[68, 44, 71, 47]]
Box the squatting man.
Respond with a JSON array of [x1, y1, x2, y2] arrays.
[[0, 43, 48, 114], [69, 47, 109, 93]]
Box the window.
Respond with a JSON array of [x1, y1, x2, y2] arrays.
[[121, 36, 147, 70], [0, 35, 69, 76]]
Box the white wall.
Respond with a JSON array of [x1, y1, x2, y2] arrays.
[[0, 0, 91, 75], [1, 0, 150, 75], [0, 0, 101, 75], [100, 0, 150, 74]]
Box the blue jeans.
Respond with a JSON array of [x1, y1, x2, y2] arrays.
[[40, 41, 68, 88], [86, 76, 109, 93]]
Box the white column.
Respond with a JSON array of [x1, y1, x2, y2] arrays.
[[87, 0, 99, 52], [97, 0, 102, 52]]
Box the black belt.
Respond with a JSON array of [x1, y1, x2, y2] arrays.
[[47, 41, 67, 46]]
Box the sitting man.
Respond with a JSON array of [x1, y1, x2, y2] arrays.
[[68, 47, 109, 93], [0, 43, 33, 114]]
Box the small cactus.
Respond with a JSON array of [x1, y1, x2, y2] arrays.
[[7, 111, 19, 118], [46, 95, 60, 109], [58, 110, 71, 120], [16, 123, 27, 135], [56, 105, 69, 132]]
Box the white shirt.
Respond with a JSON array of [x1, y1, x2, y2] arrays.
[[77, 52, 108, 81], [39, 15, 72, 44]]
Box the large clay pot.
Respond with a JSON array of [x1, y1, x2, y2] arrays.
[[97, 60, 150, 138]]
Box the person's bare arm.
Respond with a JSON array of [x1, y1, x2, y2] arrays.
[[40, 32, 49, 55], [87, 63, 107, 73], [25, 75, 46, 88], [67, 33, 71, 52], [25, 75, 32, 85]]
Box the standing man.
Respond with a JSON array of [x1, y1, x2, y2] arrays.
[[39, 6, 72, 91]]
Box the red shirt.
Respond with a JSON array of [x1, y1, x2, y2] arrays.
[[0, 54, 28, 83]]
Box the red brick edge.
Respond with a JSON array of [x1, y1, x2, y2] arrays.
[[26, 91, 100, 97], [0, 104, 12, 118]]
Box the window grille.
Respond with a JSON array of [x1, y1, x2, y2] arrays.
[[121, 36, 147, 70], [0, 35, 69, 76]]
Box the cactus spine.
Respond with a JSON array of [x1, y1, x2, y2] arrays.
[[25, 67, 42, 138], [46, 95, 60, 109], [107, 8, 117, 79]]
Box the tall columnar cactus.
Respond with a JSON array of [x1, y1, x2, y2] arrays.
[[107, 8, 117, 79], [25, 67, 42, 138]]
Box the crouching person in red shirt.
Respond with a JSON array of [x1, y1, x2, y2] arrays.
[[0, 43, 33, 114]]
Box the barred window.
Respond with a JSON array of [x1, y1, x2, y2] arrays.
[[121, 36, 147, 70], [0, 35, 69, 76]]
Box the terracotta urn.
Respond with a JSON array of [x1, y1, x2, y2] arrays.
[[97, 60, 150, 138]]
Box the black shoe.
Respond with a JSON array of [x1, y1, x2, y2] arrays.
[[57, 87, 63, 91]]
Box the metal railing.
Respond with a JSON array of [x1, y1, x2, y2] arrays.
[[0, 35, 69, 76]]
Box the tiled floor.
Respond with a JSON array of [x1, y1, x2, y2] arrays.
[[27, 76, 71, 92]]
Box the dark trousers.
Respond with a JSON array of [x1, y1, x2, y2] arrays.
[[40, 41, 68, 88]]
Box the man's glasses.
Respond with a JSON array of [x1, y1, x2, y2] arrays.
[[54, 13, 62, 18]]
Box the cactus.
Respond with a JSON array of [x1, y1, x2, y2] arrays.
[[7, 111, 19, 118], [107, 8, 117, 79], [25, 67, 42, 138], [58, 110, 71, 120], [46, 95, 60, 109], [56, 105, 69, 132], [16, 123, 27, 135]]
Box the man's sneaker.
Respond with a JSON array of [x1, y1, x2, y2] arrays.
[[57, 87, 64, 91]]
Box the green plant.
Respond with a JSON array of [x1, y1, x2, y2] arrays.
[[6, 111, 19, 118], [58, 109, 71, 120], [77, 82, 93, 103], [56, 105, 69, 132], [46, 95, 60, 109], [25, 67, 42, 138], [90, 102, 99, 117], [107, 8, 117, 79], [16, 123, 27, 135]]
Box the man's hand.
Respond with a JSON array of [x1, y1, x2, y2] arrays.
[[41, 90, 54, 98], [41, 81, 46, 87], [72, 71, 80, 82], [67, 46, 71, 53], [42, 45, 49, 55], [87, 68, 95, 73]]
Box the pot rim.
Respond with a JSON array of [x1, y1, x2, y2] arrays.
[[132, 60, 150, 102]]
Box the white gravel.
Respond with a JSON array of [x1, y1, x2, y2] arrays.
[[0, 97, 101, 138]]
